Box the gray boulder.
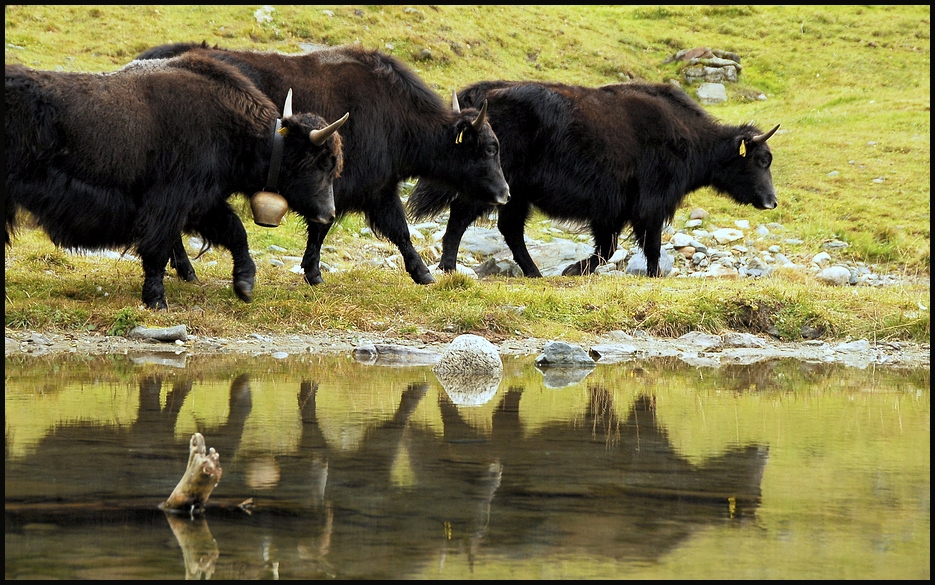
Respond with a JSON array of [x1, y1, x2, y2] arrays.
[[433, 334, 503, 377]]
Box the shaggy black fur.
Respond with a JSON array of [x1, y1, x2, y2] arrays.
[[408, 80, 779, 277], [136, 42, 510, 286], [6, 53, 344, 309]]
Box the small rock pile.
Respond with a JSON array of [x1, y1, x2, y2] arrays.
[[666, 46, 768, 104]]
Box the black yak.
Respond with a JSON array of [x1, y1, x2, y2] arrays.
[[136, 42, 510, 286], [5, 54, 347, 309], [408, 80, 780, 277]]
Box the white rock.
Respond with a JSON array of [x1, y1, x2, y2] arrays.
[[812, 252, 832, 265], [670, 232, 693, 248], [677, 331, 722, 349], [434, 334, 502, 376], [712, 228, 744, 244], [817, 265, 852, 286]]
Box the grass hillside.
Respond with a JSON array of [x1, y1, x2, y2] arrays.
[[3, 5, 930, 343]]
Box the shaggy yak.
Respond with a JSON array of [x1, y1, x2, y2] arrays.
[[5, 54, 347, 309], [136, 42, 510, 286], [408, 80, 780, 277]]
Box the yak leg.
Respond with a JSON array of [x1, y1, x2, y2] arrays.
[[632, 214, 665, 277], [301, 220, 333, 285], [170, 238, 199, 282], [497, 197, 540, 277], [368, 187, 434, 285], [193, 203, 256, 302], [562, 224, 618, 276], [139, 245, 173, 310], [438, 197, 490, 273]]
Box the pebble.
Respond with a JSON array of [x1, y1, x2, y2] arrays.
[[249, 214, 906, 288]]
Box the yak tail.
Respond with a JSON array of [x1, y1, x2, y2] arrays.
[[407, 178, 461, 222]]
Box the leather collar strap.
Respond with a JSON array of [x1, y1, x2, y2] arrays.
[[265, 118, 285, 192]]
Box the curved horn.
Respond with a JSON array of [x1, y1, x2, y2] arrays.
[[471, 99, 489, 131], [451, 89, 460, 113], [282, 88, 293, 119], [309, 112, 349, 146], [751, 123, 780, 144]]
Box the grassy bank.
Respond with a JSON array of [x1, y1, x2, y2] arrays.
[[4, 5, 930, 343]]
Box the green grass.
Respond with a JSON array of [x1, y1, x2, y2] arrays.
[[4, 5, 930, 343]]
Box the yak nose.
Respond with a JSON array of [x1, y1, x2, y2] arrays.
[[757, 196, 777, 210], [496, 185, 511, 206]]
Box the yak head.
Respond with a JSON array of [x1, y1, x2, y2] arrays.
[[713, 123, 780, 210], [275, 91, 348, 225], [436, 90, 511, 206]]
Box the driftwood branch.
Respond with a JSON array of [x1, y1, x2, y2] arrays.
[[160, 432, 222, 514]]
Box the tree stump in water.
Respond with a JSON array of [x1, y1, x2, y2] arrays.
[[160, 432, 222, 514]]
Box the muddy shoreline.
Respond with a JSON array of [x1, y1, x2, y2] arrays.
[[5, 328, 929, 370]]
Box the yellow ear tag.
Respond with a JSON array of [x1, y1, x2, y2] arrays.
[[277, 126, 289, 137], [739, 140, 747, 157], [456, 129, 464, 144]]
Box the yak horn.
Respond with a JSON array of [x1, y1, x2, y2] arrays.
[[282, 88, 294, 119], [471, 99, 489, 131], [451, 89, 460, 113], [751, 123, 780, 144], [309, 112, 349, 146]]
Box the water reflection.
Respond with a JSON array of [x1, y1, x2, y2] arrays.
[[4, 355, 930, 579]]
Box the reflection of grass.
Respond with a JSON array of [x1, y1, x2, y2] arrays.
[[4, 354, 929, 578]]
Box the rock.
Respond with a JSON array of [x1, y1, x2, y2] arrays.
[[817, 266, 852, 286], [589, 343, 640, 363], [670, 232, 693, 248], [697, 83, 727, 104], [690, 208, 709, 220], [473, 257, 522, 277], [674, 47, 713, 61], [722, 332, 767, 348], [433, 334, 503, 376], [128, 324, 188, 343], [833, 339, 872, 352], [677, 331, 723, 350], [712, 228, 744, 244], [535, 340, 595, 367], [430, 263, 478, 279], [811, 252, 832, 265], [800, 326, 823, 340], [625, 246, 674, 276]]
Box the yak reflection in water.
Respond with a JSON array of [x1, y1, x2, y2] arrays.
[[5, 371, 768, 579]]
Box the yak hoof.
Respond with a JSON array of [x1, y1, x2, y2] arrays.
[[177, 271, 199, 283], [234, 279, 253, 303], [412, 270, 435, 285], [146, 298, 169, 311], [561, 262, 585, 277], [304, 273, 324, 286]]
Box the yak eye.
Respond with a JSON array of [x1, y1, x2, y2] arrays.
[[486, 144, 498, 157], [758, 153, 772, 168]]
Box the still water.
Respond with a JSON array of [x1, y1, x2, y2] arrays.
[[5, 351, 930, 579]]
